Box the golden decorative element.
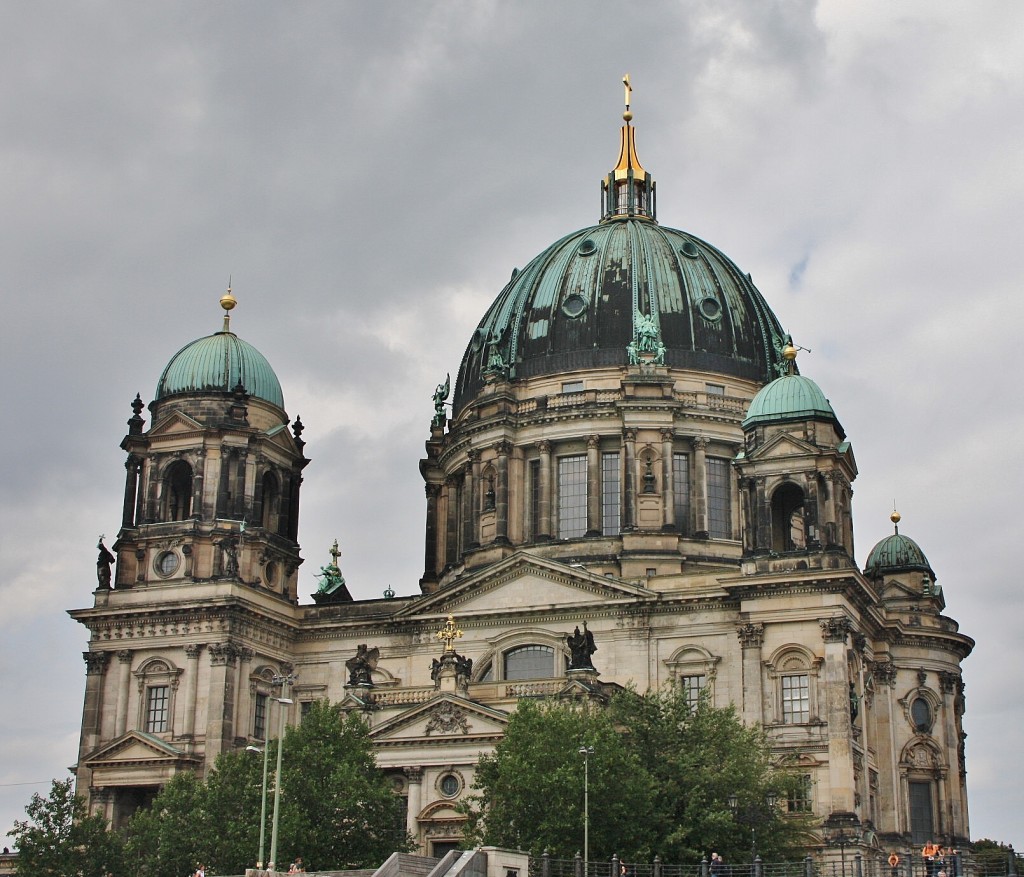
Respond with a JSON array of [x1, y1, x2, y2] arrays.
[[622, 73, 633, 121], [435, 613, 463, 653], [220, 278, 236, 331], [782, 343, 798, 361], [891, 509, 901, 525]]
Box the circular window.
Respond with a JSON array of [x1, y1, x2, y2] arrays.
[[578, 238, 597, 255], [264, 562, 278, 587], [439, 774, 460, 798], [155, 551, 179, 577], [470, 327, 486, 352], [562, 293, 587, 318], [698, 297, 722, 321], [911, 697, 932, 732], [680, 241, 700, 259]]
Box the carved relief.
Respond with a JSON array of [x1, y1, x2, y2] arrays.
[[736, 623, 765, 648], [424, 702, 471, 736], [870, 660, 898, 688], [939, 670, 960, 695], [820, 617, 851, 644]]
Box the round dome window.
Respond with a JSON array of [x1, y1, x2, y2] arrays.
[[439, 773, 461, 797], [562, 293, 588, 318], [681, 241, 700, 259], [578, 238, 597, 256], [156, 551, 180, 577], [698, 297, 722, 321]]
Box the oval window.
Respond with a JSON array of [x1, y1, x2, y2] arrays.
[[440, 774, 460, 797], [680, 241, 700, 259], [156, 551, 179, 577], [470, 327, 486, 352], [562, 293, 587, 318], [578, 238, 597, 255], [911, 697, 931, 732], [699, 297, 722, 321]]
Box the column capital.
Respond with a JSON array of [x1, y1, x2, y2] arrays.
[[184, 643, 205, 660], [83, 651, 110, 676], [425, 482, 442, 499], [537, 440, 552, 454], [691, 436, 709, 451], [820, 616, 852, 644], [736, 622, 764, 648], [494, 440, 514, 457], [116, 649, 134, 664], [869, 660, 898, 688], [587, 435, 600, 450], [660, 428, 675, 442], [403, 766, 425, 782], [623, 428, 637, 443], [939, 670, 961, 695]]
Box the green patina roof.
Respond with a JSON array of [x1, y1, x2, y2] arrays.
[[864, 531, 934, 578], [743, 373, 839, 429], [155, 330, 284, 409]]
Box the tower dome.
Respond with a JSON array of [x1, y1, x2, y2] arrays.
[[154, 292, 285, 410], [453, 96, 787, 414], [865, 513, 935, 578], [743, 373, 839, 430]]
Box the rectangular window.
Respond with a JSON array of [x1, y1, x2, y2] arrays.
[[673, 453, 690, 534], [909, 781, 934, 844], [300, 700, 313, 722], [681, 674, 705, 711], [707, 457, 732, 539], [787, 774, 813, 813], [558, 455, 587, 539], [705, 383, 725, 395], [145, 685, 169, 733], [561, 380, 585, 394], [601, 452, 621, 536], [254, 692, 268, 740], [782, 674, 810, 723], [529, 459, 540, 539]]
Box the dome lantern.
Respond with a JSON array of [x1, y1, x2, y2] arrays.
[[601, 75, 656, 222]]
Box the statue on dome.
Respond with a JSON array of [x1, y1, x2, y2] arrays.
[[432, 373, 450, 428], [635, 310, 659, 352], [567, 621, 598, 672]]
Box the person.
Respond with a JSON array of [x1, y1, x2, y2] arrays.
[[289, 857, 305, 873], [194, 864, 206, 877], [710, 853, 724, 877]]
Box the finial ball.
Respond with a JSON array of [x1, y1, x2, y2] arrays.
[[890, 510, 901, 525], [623, 110, 633, 123], [782, 344, 797, 361], [220, 291, 237, 312]]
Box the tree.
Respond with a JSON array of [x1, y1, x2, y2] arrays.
[[10, 778, 124, 877], [970, 840, 1023, 876], [124, 700, 407, 876], [461, 699, 658, 860], [608, 687, 813, 863]]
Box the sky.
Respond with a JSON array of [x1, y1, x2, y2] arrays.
[[1, 0, 1022, 852]]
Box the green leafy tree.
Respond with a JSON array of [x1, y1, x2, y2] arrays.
[[461, 699, 658, 861], [125, 769, 214, 877], [10, 778, 124, 877], [609, 687, 813, 863], [970, 840, 1023, 876]]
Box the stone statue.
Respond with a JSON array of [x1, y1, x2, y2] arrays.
[[849, 681, 860, 722], [635, 310, 659, 352], [346, 644, 379, 687], [216, 535, 239, 576], [567, 621, 597, 671], [432, 374, 450, 428], [96, 537, 115, 589]]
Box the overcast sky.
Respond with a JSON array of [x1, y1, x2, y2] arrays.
[[1, 0, 1022, 852]]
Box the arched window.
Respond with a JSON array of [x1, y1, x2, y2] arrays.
[[771, 482, 805, 551], [503, 645, 555, 680], [260, 471, 280, 532], [163, 461, 193, 521]]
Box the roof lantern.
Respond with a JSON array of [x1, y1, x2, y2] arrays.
[[601, 74, 656, 222], [864, 510, 936, 579]]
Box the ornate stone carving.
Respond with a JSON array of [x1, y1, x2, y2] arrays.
[[587, 435, 600, 450], [852, 632, 867, 654], [83, 651, 110, 675], [939, 670, 960, 695], [209, 642, 243, 666], [820, 617, 851, 644], [917, 669, 928, 687], [184, 643, 204, 660], [117, 650, 134, 664], [736, 622, 764, 648], [870, 660, 897, 687], [424, 701, 470, 736], [690, 436, 709, 451], [425, 482, 442, 498], [403, 765, 424, 782]]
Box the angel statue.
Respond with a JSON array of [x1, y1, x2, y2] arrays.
[[432, 373, 451, 428], [345, 643, 379, 687]]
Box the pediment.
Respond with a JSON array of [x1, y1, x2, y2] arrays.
[[369, 694, 509, 744], [745, 432, 821, 461], [880, 577, 922, 601], [83, 731, 197, 768], [397, 553, 656, 619], [148, 410, 204, 437]]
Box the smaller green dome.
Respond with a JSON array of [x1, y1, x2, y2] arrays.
[[743, 373, 838, 429], [156, 330, 284, 409], [865, 531, 934, 578]]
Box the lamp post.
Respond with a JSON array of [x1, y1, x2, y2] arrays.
[[728, 791, 779, 862], [268, 674, 294, 872], [579, 745, 595, 877], [245, 743, 270, 868]]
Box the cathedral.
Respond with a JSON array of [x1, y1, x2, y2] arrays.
[[71, 90, 972, 860]]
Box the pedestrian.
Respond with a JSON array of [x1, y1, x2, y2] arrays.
[[289, 857, 305, 874], [710, 853, 724, 877]]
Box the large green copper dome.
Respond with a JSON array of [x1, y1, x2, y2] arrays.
[[454, 220, 788, 413], [155, 329, 284, 409], [743, 372, 839, 430]]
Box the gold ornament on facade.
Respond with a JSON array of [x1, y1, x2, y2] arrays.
[[436, 613, 463, 653]]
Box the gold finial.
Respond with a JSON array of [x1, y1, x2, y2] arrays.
[[329, 539, 341, 567], [891, 507, 901, 534], [622, 73, 633, 122], [435, 613, 463, 653], [220, 278, 237, 331]]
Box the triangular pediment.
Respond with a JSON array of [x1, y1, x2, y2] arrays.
[[83, 730, 197, 768], [397, 553, 656, 619], [745, 431, 821, 462], [148, 410, 204, 437], [368, 694, 509, 745], [880, 577, 922, 601]]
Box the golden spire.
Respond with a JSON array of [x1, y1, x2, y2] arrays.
[[603, 75, 654, 221], [220, 277, 237, 332], [623, 73, 633, 121], [613, 73, 645, 178]]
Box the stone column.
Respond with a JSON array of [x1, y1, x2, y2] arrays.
[[206, 642, 239, 761], [114, 650, 134, 737], [537, 440, 552, 540], [869, 661, 900, 835], [192, 449, 206, 521], [820, 617, 855, 814], [495, 442, 512, 544], [404, 766, 424, 843], [939, 671, 966, 839], [422, 482, 442, 579], [736, 623, 765, 726], [79, 651, 110, 759], [586, 436, 601, 536], [823, 472, 839, 548], [122, 455, 140, 528], [623, 429, 636, 530], [460, 458, 475, 551], [661, 430, 675, 530], [444, 475, 460, 565], [468, 450, 481, 548], [183, 644, 203, 740], [235, 648, 255, 744], [691, 437, 709, 537]]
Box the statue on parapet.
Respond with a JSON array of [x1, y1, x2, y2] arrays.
[[346, 644, 379, 687], [96, 537, 115, 589], [432, 373, 450, 428], [567, 621, 598, 671]]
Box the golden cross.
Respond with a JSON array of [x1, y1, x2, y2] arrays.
[[623, 73, 632, 110], [436, 613, 463, 652], [329, 539, 341, 566]]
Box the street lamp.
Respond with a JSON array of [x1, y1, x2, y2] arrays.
[[268, 674, 295, 872], [245, 743, 270, 868], [579, 745, 595, 877], [728, 791, 779, 862]]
